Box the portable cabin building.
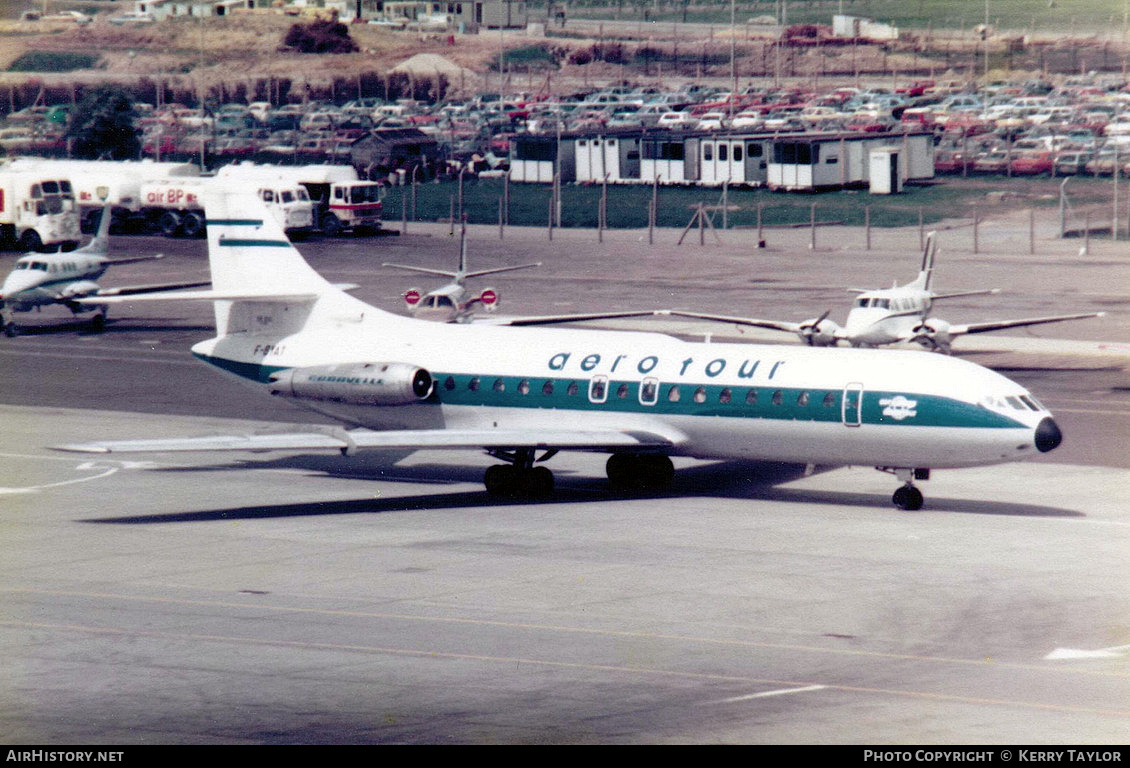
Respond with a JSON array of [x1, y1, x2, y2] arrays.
[[766, 130, 932, 191], [573, 132, 641, 183], [508, 134, 572, 183]]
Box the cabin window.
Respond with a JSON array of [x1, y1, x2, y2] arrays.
[[718, 144, 728, 162], [745, 389, 758, 405], [693, 387, 707, 403], [518, 379, 530, 395], [703, 144, 713, 161], [468, 377, 480, 391], [542, 381, 554, 396], [667, 385, 681, 402], [733, 145, 743, 162], [823, 392, 837, 408], [771, 390, 783, 406], [797, 391, 810, 407], [616, 383, 630, 399], [567, 381, 579, 396], [493, 378, 506, 392], [719, 387, 732, 404], [444, 377, 455, 390]]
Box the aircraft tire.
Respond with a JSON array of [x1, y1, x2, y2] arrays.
[[893, 485, 924, 511], [89, 311, 106, 333], [3, 320, 18, 338]]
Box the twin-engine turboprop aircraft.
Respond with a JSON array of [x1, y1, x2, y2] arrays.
[[383, 224, 659, 329], [665, 232, 1103, 353], [382, 223, 542, 323], [0, 204, 208, 337], [57, 190, 1064, 510]]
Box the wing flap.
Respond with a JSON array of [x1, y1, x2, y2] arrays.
[[54, 427, 682, 455]]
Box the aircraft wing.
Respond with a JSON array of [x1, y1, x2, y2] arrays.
[[659, 310, 803, 335], [93, 280, 212, 298], [479, 310, 664, 327], [943, 312, 1106, 337], [103, 254, 166, 267], [76, 288, 314, 305], [931, 289, 1002, 300], [54, 427, 682, 455]]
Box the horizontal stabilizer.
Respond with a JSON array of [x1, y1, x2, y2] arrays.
[[54, 427, 682, 455]]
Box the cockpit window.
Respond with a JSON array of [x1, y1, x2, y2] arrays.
[[1019, 395, 1043, 411]]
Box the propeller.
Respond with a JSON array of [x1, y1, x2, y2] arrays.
[[910, 317, 953, 353], [797, 310, 839, 346]]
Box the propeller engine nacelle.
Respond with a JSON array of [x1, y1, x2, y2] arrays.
[[268, 362, 434, 405], [798, 314, 842, 347], [910, 318, 954, 353]]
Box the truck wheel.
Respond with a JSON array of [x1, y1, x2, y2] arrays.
[[158, 211, 182, 237], [181, 211, 206, 238], [18, 230, 42, 252], [322, 213, 341, 236]]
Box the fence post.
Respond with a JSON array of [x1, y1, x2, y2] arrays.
[[810, 202, 816, 250], [865, 206, 871, 250], [973, 211, 979, 254]]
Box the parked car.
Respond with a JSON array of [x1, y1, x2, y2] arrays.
[[1009, 151, 1055, 176], [1053, 150, 1094, 176], [972, 150, 1010, 174]]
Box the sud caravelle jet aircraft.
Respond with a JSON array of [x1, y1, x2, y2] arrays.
[[0, 204, 209, 337], [57, 190, 1065, 511], [665, 232, 1104, 354]]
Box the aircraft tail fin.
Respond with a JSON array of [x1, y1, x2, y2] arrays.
[[202, 187, 359, 338], [75, 202, 112, 256], [204, 187, 333, 296], [908, 231, 937, 291]]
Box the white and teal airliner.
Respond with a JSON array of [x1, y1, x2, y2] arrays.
[[59, 190, 1064, 510]]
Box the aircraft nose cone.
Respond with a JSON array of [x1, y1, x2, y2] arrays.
[[1035, 417, 1063, 453]]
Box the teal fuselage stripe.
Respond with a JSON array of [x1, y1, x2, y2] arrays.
[[208, 219, 264, 226], [194, 353, 1027, 430], [217, 239, 292, 248]]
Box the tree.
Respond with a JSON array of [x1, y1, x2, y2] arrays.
[[66, 85, 140, 160], [283, 19, 359, 54]]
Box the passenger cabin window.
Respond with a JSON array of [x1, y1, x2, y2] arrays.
[[542, 381, 554, 396], [667, 385, 681, 402]]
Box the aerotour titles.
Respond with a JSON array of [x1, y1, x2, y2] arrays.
[[863, 751, 1122, 763], [547, 352, 786, 381]]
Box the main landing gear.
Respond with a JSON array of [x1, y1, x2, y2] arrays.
[[606, 452, 674, 491], [484, 448, 556, 498], [482, 450, 676, 498], [882, 467, 929, 511]]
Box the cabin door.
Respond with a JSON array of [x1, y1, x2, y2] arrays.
[[842, 382, 864, 427]]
